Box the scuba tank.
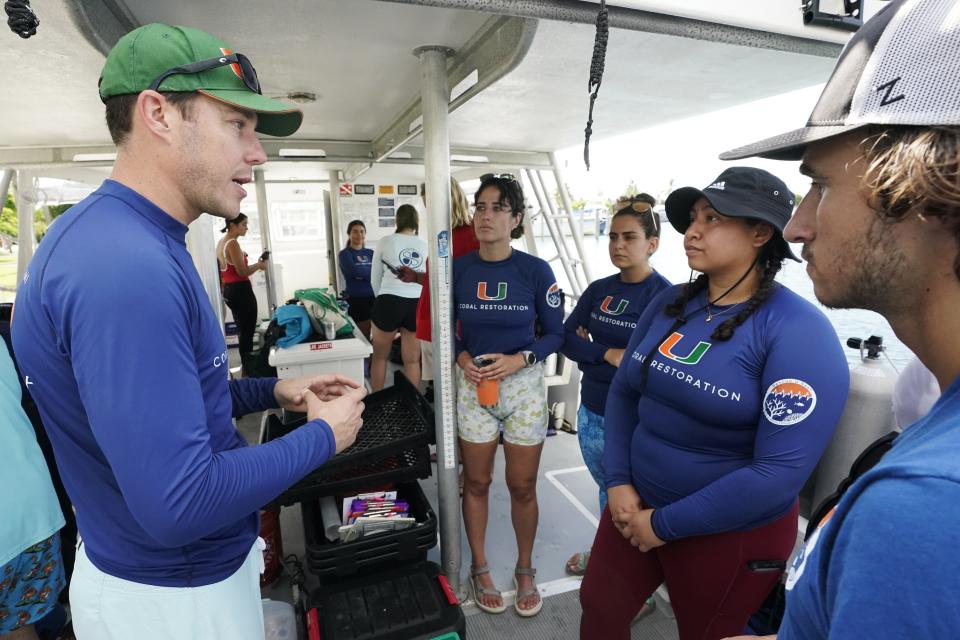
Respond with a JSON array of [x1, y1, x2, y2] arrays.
[[811, 335, 898, 510]]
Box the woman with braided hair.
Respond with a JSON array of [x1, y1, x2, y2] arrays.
[[579, 167, 849, 640]]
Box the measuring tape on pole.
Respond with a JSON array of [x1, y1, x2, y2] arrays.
[[435, 230, 457, 471]]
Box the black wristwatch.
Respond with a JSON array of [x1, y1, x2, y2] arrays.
[[522, 350, 537, 367]]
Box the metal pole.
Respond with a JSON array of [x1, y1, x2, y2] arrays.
[[521, 209, 539, 257], [185, 216, 225, 331], [550, 151, 593, 285], [254, 169, 279, 311], [414, 44, 462, 596], [534, 170, 584, 297], [525, 169, 579, 297], [328, 170, 344, 293], [0, 170, 12, 204], [516, 170, 538, 257], [0, 170, 12, 255], [15, 171, 37, 285]]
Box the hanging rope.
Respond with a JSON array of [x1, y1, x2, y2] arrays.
[[5, 0, 38, 38], [584, 0, 609, 170]]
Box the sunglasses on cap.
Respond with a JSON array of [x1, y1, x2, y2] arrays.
[[615, 198, 659, 234], [480, 173, 517, 183], [148, 52, 261, 94]]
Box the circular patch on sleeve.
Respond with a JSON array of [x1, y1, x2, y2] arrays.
[[762, 378, 817, 425], [546, 283, 561, 308]]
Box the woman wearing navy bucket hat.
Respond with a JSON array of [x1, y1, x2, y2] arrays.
[[579, 167, 850, 640]]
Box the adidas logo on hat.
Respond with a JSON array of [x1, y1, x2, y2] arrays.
[[663, 166, 802, 263]]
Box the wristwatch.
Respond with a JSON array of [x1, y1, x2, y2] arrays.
[[521, 351, 537, 367]]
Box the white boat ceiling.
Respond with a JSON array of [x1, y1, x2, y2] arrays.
[[574, 0, 881, 42], [0, 0, 862, 174]]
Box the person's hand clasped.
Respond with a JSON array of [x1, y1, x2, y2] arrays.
[[604, 347, 625, 367], [576, 325, 592, 341], [457, 352, 483, 385], [615, 509, 666, 552], [302, 385, 366, 454], [274, 373, 362, 412], [606, 484, 643, 532], [476, 353, 525, 381]]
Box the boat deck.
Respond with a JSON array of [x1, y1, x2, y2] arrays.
[[238, 400, 682, 639]]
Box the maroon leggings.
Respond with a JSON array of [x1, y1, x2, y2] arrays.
[[580, 502, 798, 640]]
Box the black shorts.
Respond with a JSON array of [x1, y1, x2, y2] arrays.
[[346, 295, 375, 323], [371, 294, 418, 333]]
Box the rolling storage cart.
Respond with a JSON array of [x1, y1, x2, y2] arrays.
[[260, 372, 465, 639]]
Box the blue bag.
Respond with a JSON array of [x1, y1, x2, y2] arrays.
[[274, 304, 312, 348]]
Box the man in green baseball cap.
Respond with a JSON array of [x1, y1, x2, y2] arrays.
[[99, 23, 302, 137], [11, 23, 367, 640], [97, 23, 303, 224]]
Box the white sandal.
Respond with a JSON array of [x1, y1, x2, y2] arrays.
[[513, 566, 543, 617], [470, 564, 506, 614]]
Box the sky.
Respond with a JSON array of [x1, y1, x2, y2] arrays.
[[553, 83, 827, 206]]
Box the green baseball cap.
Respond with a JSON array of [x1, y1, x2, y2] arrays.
[[99, 23, 302, 137]]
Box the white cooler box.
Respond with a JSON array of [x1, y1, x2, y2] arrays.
[[268, 328, 372, 382]]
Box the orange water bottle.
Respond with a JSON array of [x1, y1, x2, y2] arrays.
[[473, 356, 499, 407]]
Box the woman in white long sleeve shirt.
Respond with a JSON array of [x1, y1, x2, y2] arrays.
[[369, 204, 427, 390]]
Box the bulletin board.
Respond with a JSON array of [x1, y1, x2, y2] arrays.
[[338, 183, 422, 246]]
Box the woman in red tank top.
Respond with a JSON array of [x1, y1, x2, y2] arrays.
[[217, 213, 267, 375]]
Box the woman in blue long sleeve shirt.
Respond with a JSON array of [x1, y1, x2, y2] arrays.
[[338, 220, 375, 338], [454, 175, 564, 618], [579, 168, 849, 640], [561, 196, 670, 578]]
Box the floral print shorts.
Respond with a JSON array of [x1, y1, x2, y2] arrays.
[[456, 363, 548, 446], [0, 533, 65, 634]]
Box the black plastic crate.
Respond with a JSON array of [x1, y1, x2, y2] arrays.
[[263, 372, 434, 504], [274, 445, 431, 507], [308, 561, 465, 640], [303, 480, 437, 580], [266, 371, 434, 470]]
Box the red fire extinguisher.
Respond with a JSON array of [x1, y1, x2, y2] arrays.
[[259, 508, 283, 588]]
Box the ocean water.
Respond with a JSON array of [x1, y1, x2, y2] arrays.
[[532, 224, 911, 371]]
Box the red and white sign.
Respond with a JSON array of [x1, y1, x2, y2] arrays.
[[310, 342, 333, 351], [339, 183, 353, 196]]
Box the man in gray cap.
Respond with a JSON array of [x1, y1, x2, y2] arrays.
[[721, 0, 960, 638]]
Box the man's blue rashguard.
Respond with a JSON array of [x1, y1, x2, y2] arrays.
[[338, 246, 374, 298], [781, 375, 960, 640], [604, 284, 849, 539], [12, 180, 337, 587], [562, 271, 671, 415], [453, 250, 564, 362]]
